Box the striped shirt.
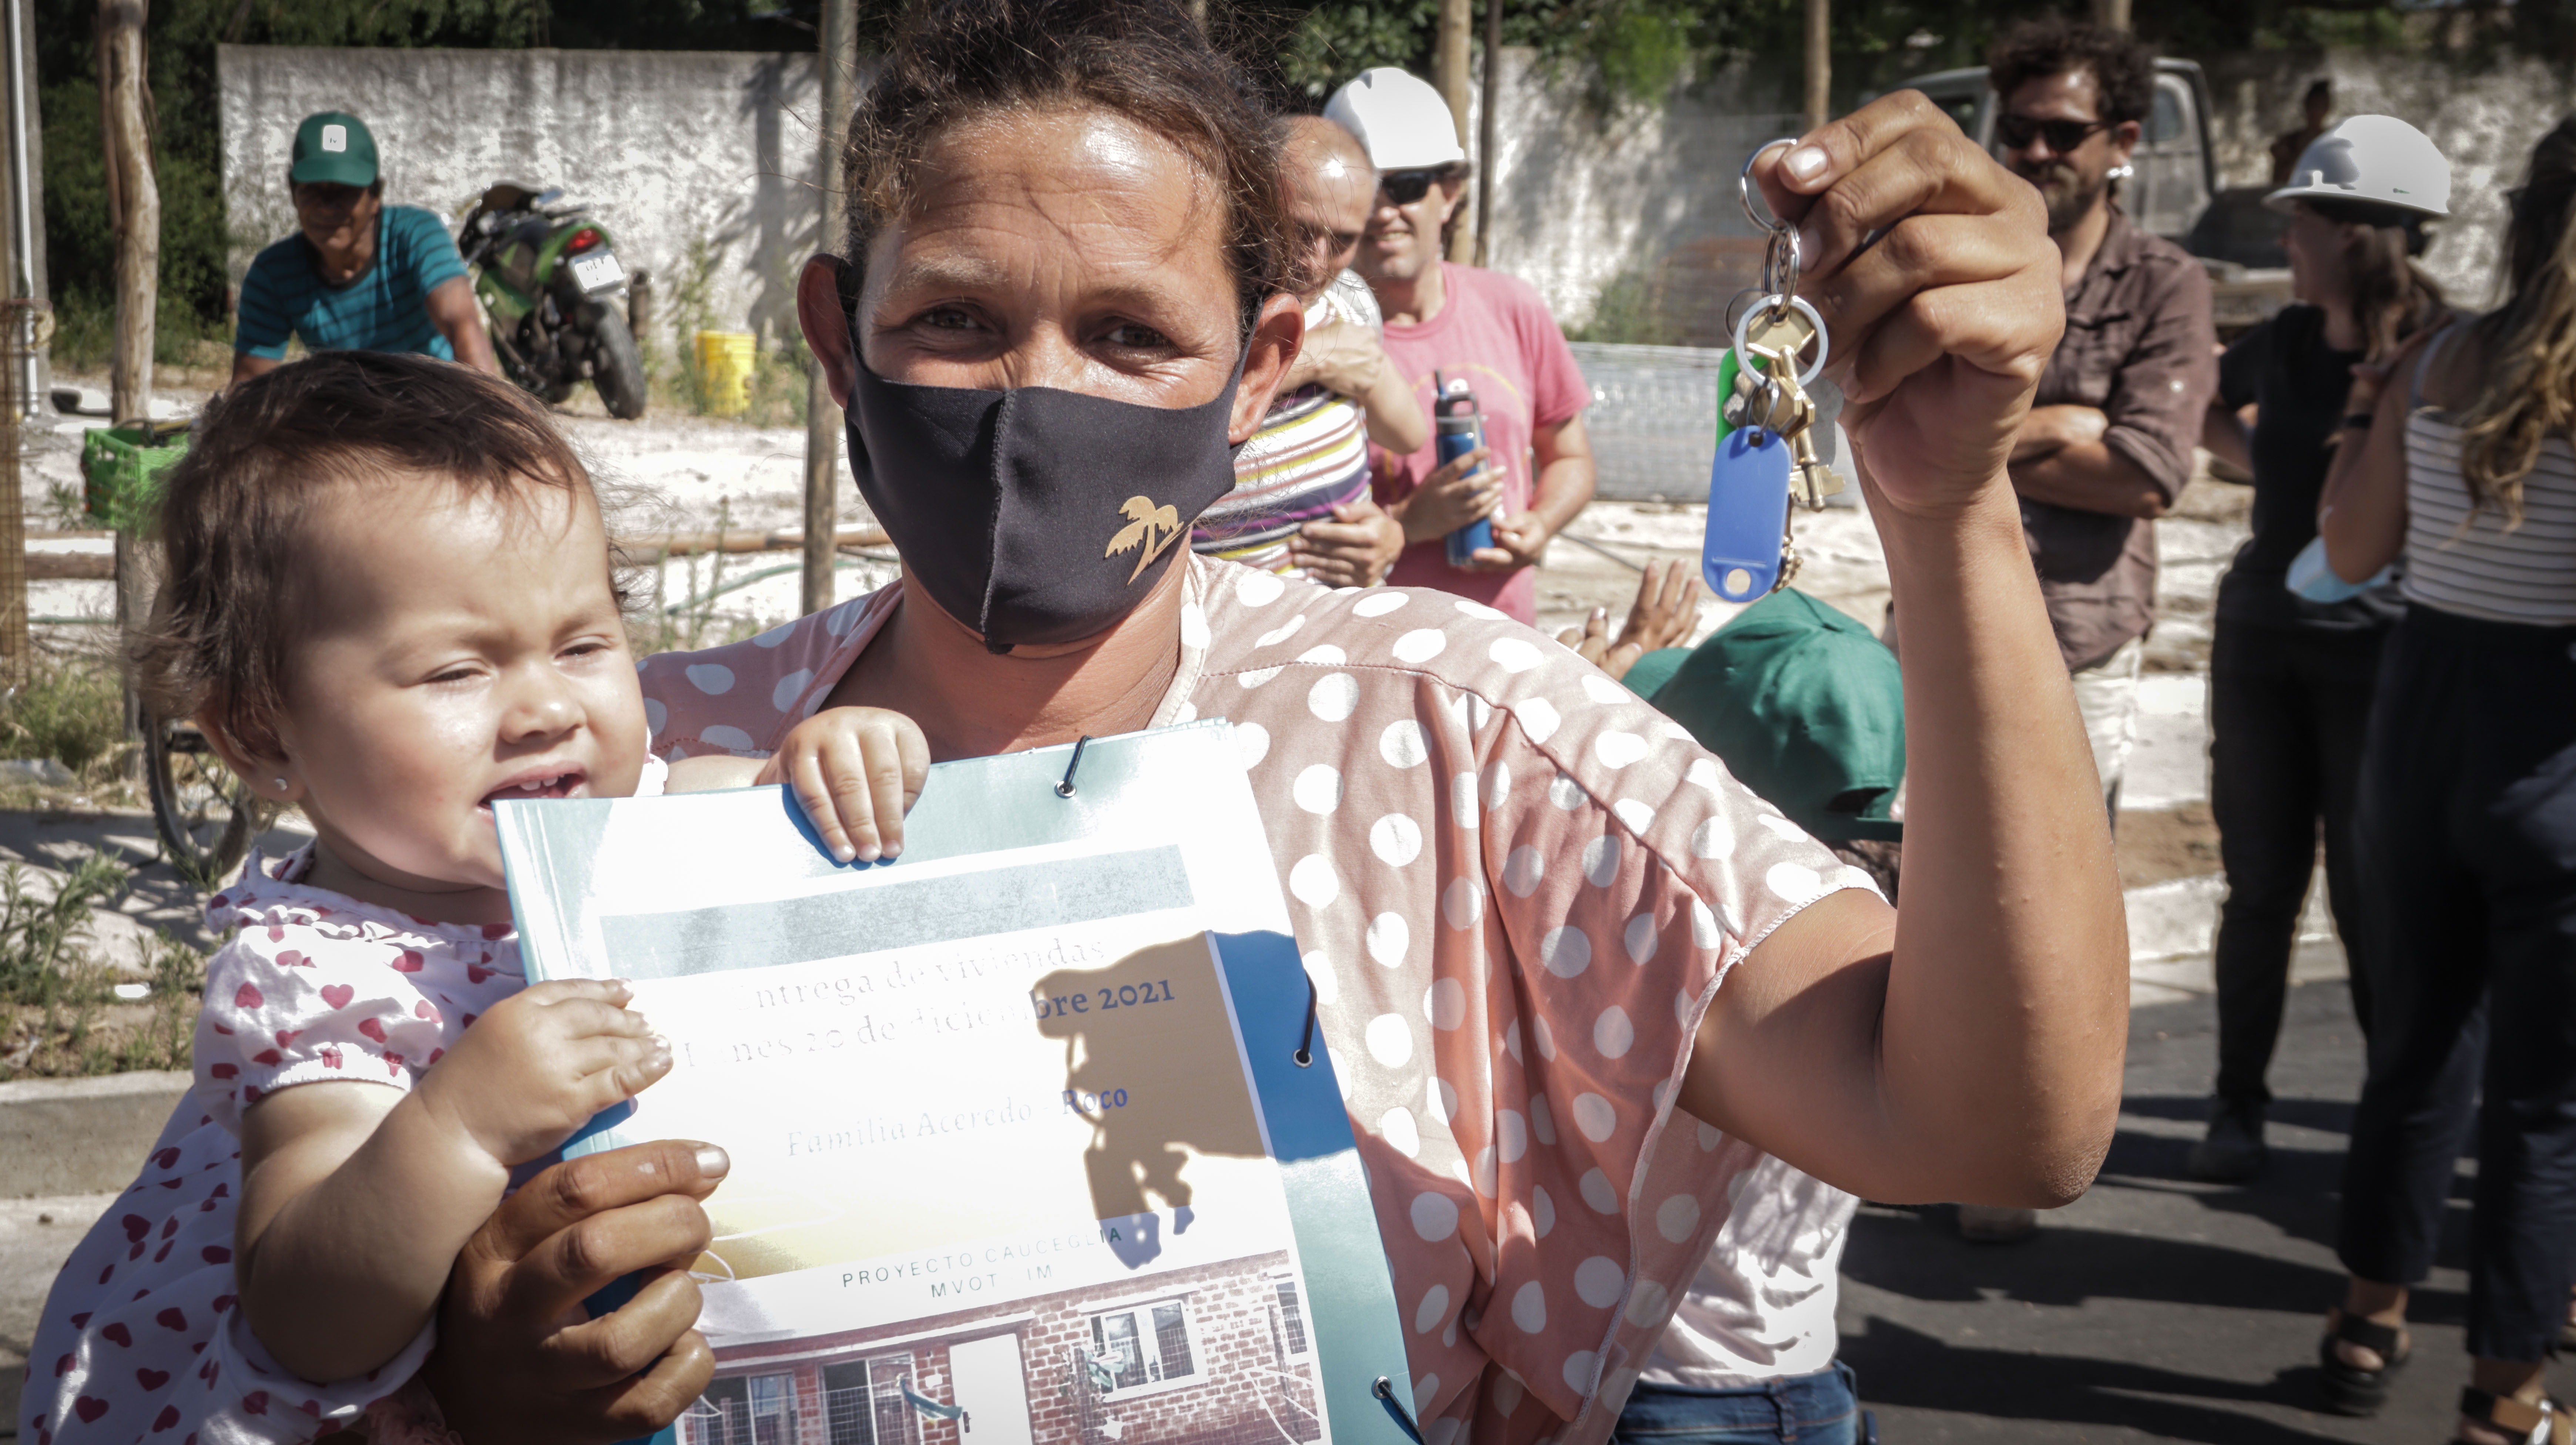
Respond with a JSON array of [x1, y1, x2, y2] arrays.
[[234, 204, 468, 362], [1193, 279, 1377, 575], [2397, 329, 2576, 624]]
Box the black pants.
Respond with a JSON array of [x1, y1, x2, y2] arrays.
[[2336, 604, 2576, 1362], [2209, 618, 2386, 1105]]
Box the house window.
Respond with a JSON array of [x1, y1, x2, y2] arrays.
[[1275, 1280, 1311, 1358], [822, 1354, 922, 1445], [687, 1374, 798, 1445], [1089, 1299, 1199, 1393]]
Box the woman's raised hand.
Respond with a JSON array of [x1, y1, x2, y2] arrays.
[[1751, 92, 2064, 519]]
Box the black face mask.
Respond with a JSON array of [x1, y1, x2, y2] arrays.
[[844, 346, 1244, 652]]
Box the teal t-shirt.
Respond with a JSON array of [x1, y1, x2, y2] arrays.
[[234, 204, 467, 362]]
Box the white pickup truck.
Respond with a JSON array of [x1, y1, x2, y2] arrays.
[[1899, 60, 2294, 337]]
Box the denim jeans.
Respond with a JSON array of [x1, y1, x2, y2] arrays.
[[1611, 1362, 1874, 1445]]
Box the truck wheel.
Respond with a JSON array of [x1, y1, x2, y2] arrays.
[[590, 308, 649, 420]]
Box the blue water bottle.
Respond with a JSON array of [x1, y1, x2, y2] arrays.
[[1433, 371, 1496, 568]]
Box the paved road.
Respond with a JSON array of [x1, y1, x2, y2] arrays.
[[1839, 972, 2547, 1443]]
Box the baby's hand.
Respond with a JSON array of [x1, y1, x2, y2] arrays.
[[755, 706, 931, 864], [415, 979, 670, 1167]]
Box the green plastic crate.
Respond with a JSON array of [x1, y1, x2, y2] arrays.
[[78, 424, 188, 531]]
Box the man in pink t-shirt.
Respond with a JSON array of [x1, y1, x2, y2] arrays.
[[1325, 67, 1597, 624]]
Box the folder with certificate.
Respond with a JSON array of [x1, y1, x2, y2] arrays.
[[496, 722, 1415, 1445]]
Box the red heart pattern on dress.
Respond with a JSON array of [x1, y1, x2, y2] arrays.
[[208, 1063, 236, 1079], [121, 1214, 147, 1241], [153, 1404, 181, 1431], [73, 1398, 107, 1423], [322, 984, 355, 1010], [101, 1322, 131, 1347], [233, 983, 262, 1010], [357, 1017, 386, 1043], [151, 1147, 179, 1170], [393, 950, 425, 973], [137, 1367, 169, 1389], [274, 1029, 302, 1049], [322, 1045, 342, 1069], [155, 1307, 185, 1331], [415, 1001, 438, 1022]]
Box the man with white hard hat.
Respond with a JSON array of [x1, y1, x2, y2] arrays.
[[1324, 66, 1596, 626]]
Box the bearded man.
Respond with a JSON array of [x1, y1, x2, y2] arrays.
[[1953, 17, 2217, 1244]]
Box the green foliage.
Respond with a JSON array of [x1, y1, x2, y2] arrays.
[[0, 650, 128, 784], [1565, 266, 1681, 344]]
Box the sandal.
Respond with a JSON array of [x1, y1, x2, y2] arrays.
[[2460, 1388, 2576, 1445], [2319, 1308, 2412, 1416]]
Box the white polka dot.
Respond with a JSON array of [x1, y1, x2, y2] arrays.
[[1442, 876, 1485, 929], [1304, 951, 1338, 1007], [1623, 914, 1658, 964], [1690, 898, 1721, 948], [1173, 701, 1198, 723], [1593, 1007, 1634, 1060], [1415, 1374, 1441, 1411], [1354, 590, 1409, 618], [666, 744, 689, 760], [1511, 1281, 1547, 1334], [752, 620, 795, 648], [1482, 760, 1512, 811], [1456, 598, 1506, 620], [1381, 1106, 1421, 1158], [1257, 613, 1309, 648], [1653, 1079, 1673, 1110], [1697, 1120, 1723, 1151], [1288, 855, 1339, 908], [1529, 1095, 1557, 1145], [1656, 1193, 1702, 1243], [1502, 1019, 1525, 1064], [1180, 602, 1211, 649], [1548, 773, 1587, 810], [1490, 637, 1544, 673], [1293, 764, 1344, 814], [1297, 644, 1349, 666], [1540, 926, 1592, 978], [1411, 1191, 1460, 1240], [702, 724, 758, 754], [644, 697, 668, 734], [1580, 1169, 1621, 1214], [770, 668, 814, 713], [1532, 1184, 1557, 1237], [1674, 988, 1695, 1026], [1336, 1061, 1354, 1103], [1465, 693, 1494, 732], [1593, 731, 1648, 769], [1429, 1074, 1458, 1123], [1425, 1416, 1462, 1445], [1582, 835, 1621, 887], [1580, 673, 1630, 706], [1729, 1168, 1756, 1208], [1492, 1372, 1526, 1417], [1603, 1367, 1641, 1413], [1562, 1351, 1600, 1394], [1752, 812, 1803, 841], [1532, 1015, 1557, 1061], [1426, 978, 1467, 1031], [1765, 861, 1824, 899], [1394, 628, 1447, 663], [1659, 720, 1694, 741], [1473, 1145, 1497, 1196], [1503, 846, 1545, 897], [1516, 698, 1562, 744], [1365, 1013, 1413, 1067], [1381, 720, 1429, 769], [1367, 813, 1423, 867], [1308, 673, 1359, 721], [1237, 665, 1284, 688], [822, 599, 865, 635], [1686, 756, 1727, 792], [1237, 570, 1287, 607], [1234, 722, 1270, 770], [685, 663, 736, 695], [1625, 1279, 1671, 1328], [1690, 817, 1735, 859], [1414, 1282, 1450, 1333], [1366, 911, 1410, 968], [1612, 798, 1656, 832], [1450, 772, 1479, 824], [1572, 1092, 1617, 1141], [1573, 1255, 1625, 1308]]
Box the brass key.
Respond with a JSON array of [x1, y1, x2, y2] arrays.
[[1737, 306, 1842, 510]]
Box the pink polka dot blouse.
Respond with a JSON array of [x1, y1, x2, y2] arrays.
[[640, 557, 1879, 1444]]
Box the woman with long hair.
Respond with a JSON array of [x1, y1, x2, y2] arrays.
[[2191, 117, 2449, 1184], [2315, 114, 2576, 1444]]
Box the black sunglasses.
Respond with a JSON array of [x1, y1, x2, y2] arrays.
[[1996, 113, 2113, 152], [1379, 169, 1446, 205]]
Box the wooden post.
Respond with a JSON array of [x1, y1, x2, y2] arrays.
[[802, 0, 855, 618], [0, 304, 30, 691], [2092, 0, 2131, 30], [1434, 0, 1476, 263], [100, 0, 154, 760], [1803, 0, 1829, 134], [1473, 0, 1500, 267]]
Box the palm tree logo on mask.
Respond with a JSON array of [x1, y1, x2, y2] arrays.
[[1106, 496, 1184, 584]]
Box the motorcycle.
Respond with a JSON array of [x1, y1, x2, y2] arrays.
[[457, 183, 648, 419]]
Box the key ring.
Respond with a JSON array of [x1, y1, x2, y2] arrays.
[[1740, 138, 1805, 324], [1731, 294, 1830, 391], [1739, 137, 1799, 234]]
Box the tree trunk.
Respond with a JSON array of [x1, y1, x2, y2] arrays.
[[1474, 0, 1500, 266], [1803, 0, 1830, 134], [803, 0, 856, 617], [1435, 0, 1475, 263], [2092, 0, 2131, 31], [99, 0, 154, 763]]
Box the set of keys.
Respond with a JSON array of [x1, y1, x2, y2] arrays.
[[1702, 139, 1841, 604]]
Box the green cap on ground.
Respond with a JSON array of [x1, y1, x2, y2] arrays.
[[290, 112, 378, 188], [1627, 587, 1905, 843]]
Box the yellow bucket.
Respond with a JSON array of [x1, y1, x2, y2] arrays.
[[694, 330, 757, 417]]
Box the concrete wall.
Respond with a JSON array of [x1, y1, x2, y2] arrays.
[[217, 45, 838, 360]]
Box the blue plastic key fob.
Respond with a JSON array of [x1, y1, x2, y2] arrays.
[[1703, 428, 1793, 602]]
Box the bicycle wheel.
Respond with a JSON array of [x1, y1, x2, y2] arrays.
[[144, 713, 275, 890]]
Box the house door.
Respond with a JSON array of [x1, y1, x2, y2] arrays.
[[947, 1333, 1034, 1445]]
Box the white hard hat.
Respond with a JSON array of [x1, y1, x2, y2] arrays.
[[1324, 67, 1466, 172], [2265, 114, 2451, 218]]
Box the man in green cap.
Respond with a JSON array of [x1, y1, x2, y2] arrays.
[[232, 111, 498, 383]]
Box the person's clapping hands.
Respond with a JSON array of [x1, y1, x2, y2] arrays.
[[1289, 497, 1407, 587], [667, 706, 931, 865], [1556, 559, 1705, 680]]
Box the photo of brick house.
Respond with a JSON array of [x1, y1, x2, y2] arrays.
[[681, 1250, 1328, 1445]]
